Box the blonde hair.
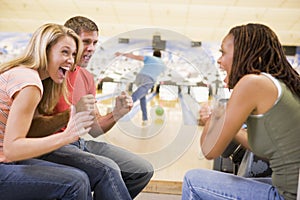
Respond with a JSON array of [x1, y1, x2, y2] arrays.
[[0, 23, 83, 114]]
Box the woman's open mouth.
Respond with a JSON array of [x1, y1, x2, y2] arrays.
[[59, 66, 70, 76]]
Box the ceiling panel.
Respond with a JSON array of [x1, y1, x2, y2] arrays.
[[281, 0, 300, 8], [0, 0, 299, 45], [188, 6, 227, 19]]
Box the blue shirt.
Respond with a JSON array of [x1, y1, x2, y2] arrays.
[[139, 56, 166, 81]]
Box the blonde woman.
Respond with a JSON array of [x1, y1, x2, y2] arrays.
[[30, 16, 153, 200], [0, 23, 94, 200]]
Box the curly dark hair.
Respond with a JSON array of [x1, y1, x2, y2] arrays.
[[228, 23, 300, 98], [64, 16, 98, 35]]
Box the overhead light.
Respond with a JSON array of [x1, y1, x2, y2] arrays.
[[118, 38, 129, 44], [152, 35, 166, 50], [283, 45, 296, 56], [191, 41, 202, 47]]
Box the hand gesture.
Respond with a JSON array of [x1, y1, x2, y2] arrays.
[[112, 91, 133, 120], [64, 106, 94, 140], [212, 99, 227, 119], [115, 52, 122, 57], [198, 102, 212, 126], [75, 94, 96, 114]]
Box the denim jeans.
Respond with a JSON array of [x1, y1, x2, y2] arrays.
[[182, 169, 284, 200], [132, 74, 155, 121], [40, 139, 154, 200], [0, 159, 92, 200]]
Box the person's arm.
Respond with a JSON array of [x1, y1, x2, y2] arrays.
[[234, 128, 251, 150], [89, 91, 133, 137], [198, 100, 251, 150], [198, 102, 212, 126], [115, 52, 144, 61], [200, 76, 258, 160], [89, 111, 117, 136], [28, 93, 96, 138], [4, 86, 94, 162]]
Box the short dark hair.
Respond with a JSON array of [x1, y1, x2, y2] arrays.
[[153, 49, 161, 58], [64, 16, 98, 35]]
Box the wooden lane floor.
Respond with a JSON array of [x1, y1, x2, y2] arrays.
[[84, 92, 213, 195]]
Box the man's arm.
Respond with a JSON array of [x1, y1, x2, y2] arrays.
[[28, 93, 132, 138], [89, 91, 133, 137], [93, 104, 128, 133], [115, 52, 144, 61], [27, 109, 70, 138], [89, 111, 118, 136]]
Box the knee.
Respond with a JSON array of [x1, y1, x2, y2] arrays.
[[183, 169, 202, 185], [137, 160, 154, 183], [71, 168, 91, 188], [135, 158, 154, 176], [184, 169, 198, 178], [64, 168, 91, 196], [102, 158, 121, 172], [182, 170, 198, 200], [183, 169, 214, 190], [146, 163, 154, 179], [143, 165, 154, 182], [99, 159, 122, 178], [144, 159, 154, 173]]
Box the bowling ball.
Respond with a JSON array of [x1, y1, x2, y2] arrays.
[[155, 106, 164, 116]]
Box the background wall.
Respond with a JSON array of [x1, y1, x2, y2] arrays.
[[0, 31, 299, 75]]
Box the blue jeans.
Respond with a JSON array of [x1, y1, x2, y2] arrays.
[[132, 74, 154, 121], [182, 169, 284, 200], [0, 159, 92, 200], [40, 139, 154, 200]]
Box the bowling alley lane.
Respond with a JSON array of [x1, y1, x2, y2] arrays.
[[83, 88, 213, 189]]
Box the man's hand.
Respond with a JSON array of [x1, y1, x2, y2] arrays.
[[112, 91, 133, 121], [115, 52, 122, 57], [88, 91, 132, 137], [75, 94, 96, 113], [64, 106, 94, 139]]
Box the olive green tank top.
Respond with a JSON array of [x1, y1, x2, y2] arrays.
[[247, 73, 300, 200]]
